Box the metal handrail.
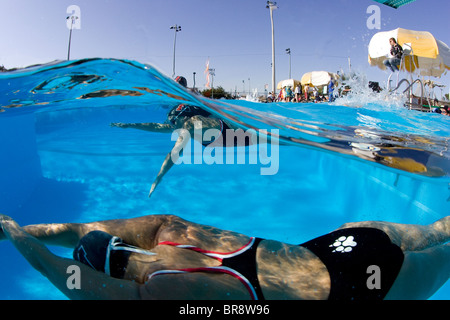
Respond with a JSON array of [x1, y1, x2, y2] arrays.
[[390, 78, 411, 93], [389, 77, 434, 112]]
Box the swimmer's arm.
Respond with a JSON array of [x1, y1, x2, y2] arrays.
[[21, 223, 84, 248], [0, 215, 81, 247], [1, 214, 178, 249], [1, 216, 142, 299], [149, 128, 190, 198], [149, 118, 209, 198], [111, 122, 174, 133]]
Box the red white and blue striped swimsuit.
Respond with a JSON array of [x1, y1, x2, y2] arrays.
[[146, 237, 265, 300]]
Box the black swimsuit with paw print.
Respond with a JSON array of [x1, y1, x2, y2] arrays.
[[300, 227, 404, 300]]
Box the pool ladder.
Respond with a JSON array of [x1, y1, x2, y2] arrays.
[[386, 44, 434, 112], [388, 77, 433, 112]]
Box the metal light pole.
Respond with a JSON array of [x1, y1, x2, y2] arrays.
[[193, 72, 196, 90], [266, 1, 278, 93], [66, 14, 79, 60], [170, 24, 182, 78], [286, 48, 291, 79], [209, 68, 215, 98]]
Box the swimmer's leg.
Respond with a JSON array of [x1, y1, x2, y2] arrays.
[[337, 216, 449, 251], [385, 242, 450, 300], [338, 217, 450, 299]]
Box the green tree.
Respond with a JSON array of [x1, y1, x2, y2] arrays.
[[201, 86, 232, 99]]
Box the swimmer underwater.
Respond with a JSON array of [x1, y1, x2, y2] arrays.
[[111, 76, 264, 198], [1, 213, 448, 300]]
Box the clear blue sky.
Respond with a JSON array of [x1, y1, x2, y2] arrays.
[[1, 0, 449, 94]]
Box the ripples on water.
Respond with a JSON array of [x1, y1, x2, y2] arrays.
[[1, 58, 448, 178]]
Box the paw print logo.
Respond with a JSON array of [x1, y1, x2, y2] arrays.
[[330, 235, 357, 253]]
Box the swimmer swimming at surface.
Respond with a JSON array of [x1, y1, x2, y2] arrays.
[[1, 213, 448, 300], [111, 76, 258, 198]]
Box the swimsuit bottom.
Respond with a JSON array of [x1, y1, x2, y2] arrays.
[[300, 227, 404, 300]]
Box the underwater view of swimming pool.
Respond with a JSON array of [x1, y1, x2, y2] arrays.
[[0, 58, 448, 299]]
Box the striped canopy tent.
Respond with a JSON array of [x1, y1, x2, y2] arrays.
[[300, 71, 339, 87], [368, 28, 450, 78], [372, 0, 416, 9]]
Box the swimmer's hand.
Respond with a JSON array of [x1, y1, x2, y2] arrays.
[[148, 179, 159, 198], [0, 214, 16, 241], [110, 122, 130, 128]]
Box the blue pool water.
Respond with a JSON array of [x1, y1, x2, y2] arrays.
[[0, 58, 448, 300]]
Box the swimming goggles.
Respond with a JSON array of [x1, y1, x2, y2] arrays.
[[168, 105, 191, 125]]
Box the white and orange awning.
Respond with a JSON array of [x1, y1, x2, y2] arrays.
[[368, 28, 450, 77]]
